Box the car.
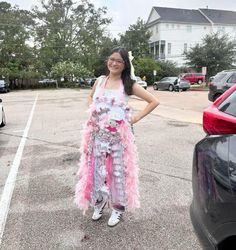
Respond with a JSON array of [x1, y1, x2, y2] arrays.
[[0, 98, 6, 127], [208, 69, 236, 102], [0, 80, 10, 93], [135, 76, 147, 89], [190, 84, 236, 250], [153, 77, 190, 91], [38, 79, 57, 84], [181, 73, 205, 85], [85, 77, 97, 87]]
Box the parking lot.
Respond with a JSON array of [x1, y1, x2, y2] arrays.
[[0, 88, 209, 250]]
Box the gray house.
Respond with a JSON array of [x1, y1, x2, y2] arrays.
[[146, 7, 236, 66]]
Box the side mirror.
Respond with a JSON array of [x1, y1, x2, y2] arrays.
[[0, 99, 2, 103]]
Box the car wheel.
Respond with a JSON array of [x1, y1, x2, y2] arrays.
[[182, 89, 187, 91], [0, 108, 6, 127], [213, 93, 222, 101], [153, 84, 158, 90], [197, 79, 203, 84], [168, 85, 174, 91]]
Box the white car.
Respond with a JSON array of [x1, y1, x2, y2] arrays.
[[38, 79, 57, 84], [0, 98, 6, 127], [135, 76, 147, 89]]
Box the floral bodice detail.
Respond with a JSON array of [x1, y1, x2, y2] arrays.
[[90, 76, 131, 134]]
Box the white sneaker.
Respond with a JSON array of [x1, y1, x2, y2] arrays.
[[92, 199, 107, 221], [107, 209, 123, 227]]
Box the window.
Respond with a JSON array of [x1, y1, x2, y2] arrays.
[[156, 26, 159, 33], [168, 43, 171, 54], [186, 25, 192, 32], [227, 73, 236, 84], [184, 43, 187, 53], [218, 90, 236, 117], [214, 73, 227, 82]]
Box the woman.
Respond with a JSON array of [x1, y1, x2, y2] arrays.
[[75, 47, 159, 227]]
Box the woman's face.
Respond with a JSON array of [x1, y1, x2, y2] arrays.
[[107, 52, 125, 75]]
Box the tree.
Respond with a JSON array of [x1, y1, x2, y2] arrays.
[[184, 32, 236, 78], [157, 60, 179, 80], [133, 57, 161, 84], [51, 61, 91, 81], [32, 0, 111, 75], [119, 18, 151, 58], [0, 2, 36, 86]]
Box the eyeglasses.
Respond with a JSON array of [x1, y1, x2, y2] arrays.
[[108, 57, 124, 65]]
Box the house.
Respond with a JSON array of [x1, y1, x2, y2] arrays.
[[146, 7, 236, 66]]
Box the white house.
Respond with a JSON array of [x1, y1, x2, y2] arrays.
[[146, 7, 236, 66]]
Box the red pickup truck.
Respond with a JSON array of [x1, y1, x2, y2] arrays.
[[181, 73, 205, 84]]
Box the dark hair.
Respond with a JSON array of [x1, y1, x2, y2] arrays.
[[108, 47, 135, 95]]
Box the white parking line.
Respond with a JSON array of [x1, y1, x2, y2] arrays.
[[0, 94, 38, 245]]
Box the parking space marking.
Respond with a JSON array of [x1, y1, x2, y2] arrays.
[[0, 94, 38, 245]]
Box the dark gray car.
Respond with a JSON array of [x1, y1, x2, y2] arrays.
[[208, 70, 236, 101], [153, 77, 190, 91], [0, 80, 10, 93]]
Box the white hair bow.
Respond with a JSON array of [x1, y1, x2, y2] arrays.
[[128, 51, 136, 81]]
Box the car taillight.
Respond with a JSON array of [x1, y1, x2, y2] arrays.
[[203, 108, 236, 135]]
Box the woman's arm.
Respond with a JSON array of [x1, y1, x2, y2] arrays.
[[130, 83, 159, 125], [87, 79, 99, 106]]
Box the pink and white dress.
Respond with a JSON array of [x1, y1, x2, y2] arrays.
[[75, 76, 140, 213]]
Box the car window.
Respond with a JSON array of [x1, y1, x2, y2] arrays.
[[161, 77, 168, 81], [227, 73, 236, 83], [218, 90, 236, 117], [213, 73, 227, 82]]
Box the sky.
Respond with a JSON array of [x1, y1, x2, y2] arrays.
[[6, 0, 236, 37]]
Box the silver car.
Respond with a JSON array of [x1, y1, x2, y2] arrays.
[[0, 98, 6, 127], [153, 77, 190, 91], [136, 76, 147, 89]]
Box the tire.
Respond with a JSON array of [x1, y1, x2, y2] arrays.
[[168, 85, 174, 91], [0, 108, 6, 127], [197, 79, 203, 84], [182, 89, 187, 91], [153, 84, 158, 90]]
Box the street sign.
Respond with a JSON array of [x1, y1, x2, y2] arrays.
[[202, 67, 207, 75]]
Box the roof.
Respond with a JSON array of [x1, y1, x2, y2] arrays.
[[150, 7, 236, 25], [199, 8, 236, 25], [153, 7, 209, 24]]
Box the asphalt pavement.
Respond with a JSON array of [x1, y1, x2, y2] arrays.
[[0, 88, 207, 250]]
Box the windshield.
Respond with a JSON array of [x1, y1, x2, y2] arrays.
[[213, 73, 227, 82]]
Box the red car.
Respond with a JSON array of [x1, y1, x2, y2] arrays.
[[203, 84, 236, 134], [182, 73, 205, 85]]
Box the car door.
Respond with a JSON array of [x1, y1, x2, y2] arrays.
[[162, 77, 171, 89], [158, 78, 167, 89]]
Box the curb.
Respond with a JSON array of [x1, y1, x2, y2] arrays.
[[190, 88, 208, 91]]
